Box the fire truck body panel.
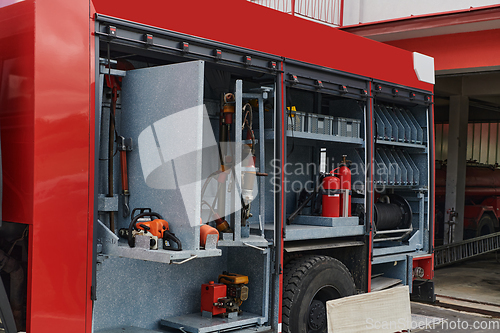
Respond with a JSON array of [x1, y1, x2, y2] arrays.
[[0, 1, 434, 332]]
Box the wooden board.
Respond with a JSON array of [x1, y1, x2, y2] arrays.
[[327, 286, 411, 333]]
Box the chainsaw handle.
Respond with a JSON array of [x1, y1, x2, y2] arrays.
[[163, 230, 183, 251], [131, 208, 152, 220], [127, 211, 164, 248]]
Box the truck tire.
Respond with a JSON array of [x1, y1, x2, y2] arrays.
[[476, 215, 495, 237], [283, 252, 302, 267], [282, 255, 356, 333]]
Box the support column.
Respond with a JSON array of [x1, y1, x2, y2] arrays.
[[444, 95, 469, 244]]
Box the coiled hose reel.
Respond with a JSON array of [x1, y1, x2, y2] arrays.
[[374, 194, 412, 231]]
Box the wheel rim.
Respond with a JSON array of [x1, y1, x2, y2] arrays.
[[307, 285, 341, 333], [480, 224, 491, 236], [308, 300, 325, 331]]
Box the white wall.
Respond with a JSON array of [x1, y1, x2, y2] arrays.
[[343, 0, 500, 26]]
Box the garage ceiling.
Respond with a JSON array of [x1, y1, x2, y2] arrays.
[[435, 71, 500, 123]]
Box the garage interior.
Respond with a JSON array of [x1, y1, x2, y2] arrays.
[[432, 70, 500, 314]]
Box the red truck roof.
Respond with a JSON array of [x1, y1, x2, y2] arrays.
[[92, 0, 433, 91]]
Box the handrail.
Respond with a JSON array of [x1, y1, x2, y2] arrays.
[[249, 0, 344, 27]]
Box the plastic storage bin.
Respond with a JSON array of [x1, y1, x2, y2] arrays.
[[287, 110, 306, 132], [307, 114, 333, 135], [332, 117, 361, 138]]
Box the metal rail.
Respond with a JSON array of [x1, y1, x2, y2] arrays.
[[435, 231, 500, 268], [249, 0, 344, 26]]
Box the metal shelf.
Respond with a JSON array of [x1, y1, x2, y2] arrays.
[[264, 129, 364, 145], [376, 140, 427, 151], [218, 234, 269, 248], [375, 105, 424, 144], [291, 215, 359, 227], [161, 312, 266, 333], [375, 147, 420, 186], [97, 220, 222, 264], [96, 328, 163, 333], [376, 185, 428, 191], [261, 222, 364, 241]]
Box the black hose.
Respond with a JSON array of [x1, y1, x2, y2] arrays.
[[374, 194, 412, 231], [287, 175, 326, 224], [374, 203, 404, 230]]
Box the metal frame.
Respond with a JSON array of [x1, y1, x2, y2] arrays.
[[95, 15, 283, 74], [370, 81, 433, 288]]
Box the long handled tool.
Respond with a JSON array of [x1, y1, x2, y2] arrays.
[[108, 85, 118, 232], [117, 136, 132, 217]]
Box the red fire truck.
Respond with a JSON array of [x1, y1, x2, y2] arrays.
[[436, 163, 500, 239], [0, 0, 434, 332]]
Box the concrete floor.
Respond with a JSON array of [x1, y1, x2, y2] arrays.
[[409, 252, 500, 332], [433, 253, 500, 306], [411, 302, 500, 332]]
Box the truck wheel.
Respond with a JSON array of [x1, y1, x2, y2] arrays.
[[476, 215, 495, 237], [283, 252, 302, 267], [282, 255, 356, 333]]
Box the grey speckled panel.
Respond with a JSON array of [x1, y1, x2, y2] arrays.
[[227, 247, 269, 319], [94, 254, 227, 331], [119, 61, 206, 251]]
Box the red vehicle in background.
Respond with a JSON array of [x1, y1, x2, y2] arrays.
[[436, 162, 500, 240]]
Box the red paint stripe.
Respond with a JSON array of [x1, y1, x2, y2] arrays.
[[368, 81, 373, 293], [431, 96, 436, 279], [278, 62, 285, 329]]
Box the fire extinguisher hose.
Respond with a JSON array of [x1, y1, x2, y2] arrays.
[[287, 175, 326, 224]]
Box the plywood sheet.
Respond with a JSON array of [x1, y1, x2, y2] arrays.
[[327, 286, 411, 333]]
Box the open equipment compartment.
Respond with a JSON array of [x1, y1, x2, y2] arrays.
[[93, 16, 279, 332], [279, 61, 369, 242], [370, 81, 433, 289]]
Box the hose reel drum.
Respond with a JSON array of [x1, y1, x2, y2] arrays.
[[374, 194, 412, 231]]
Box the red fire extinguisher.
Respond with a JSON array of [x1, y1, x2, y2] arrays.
[[322, 173, 340, 218], [338, 155, 351, 217]]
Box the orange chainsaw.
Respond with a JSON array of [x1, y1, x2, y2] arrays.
[[122, 208, 182, 251]]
